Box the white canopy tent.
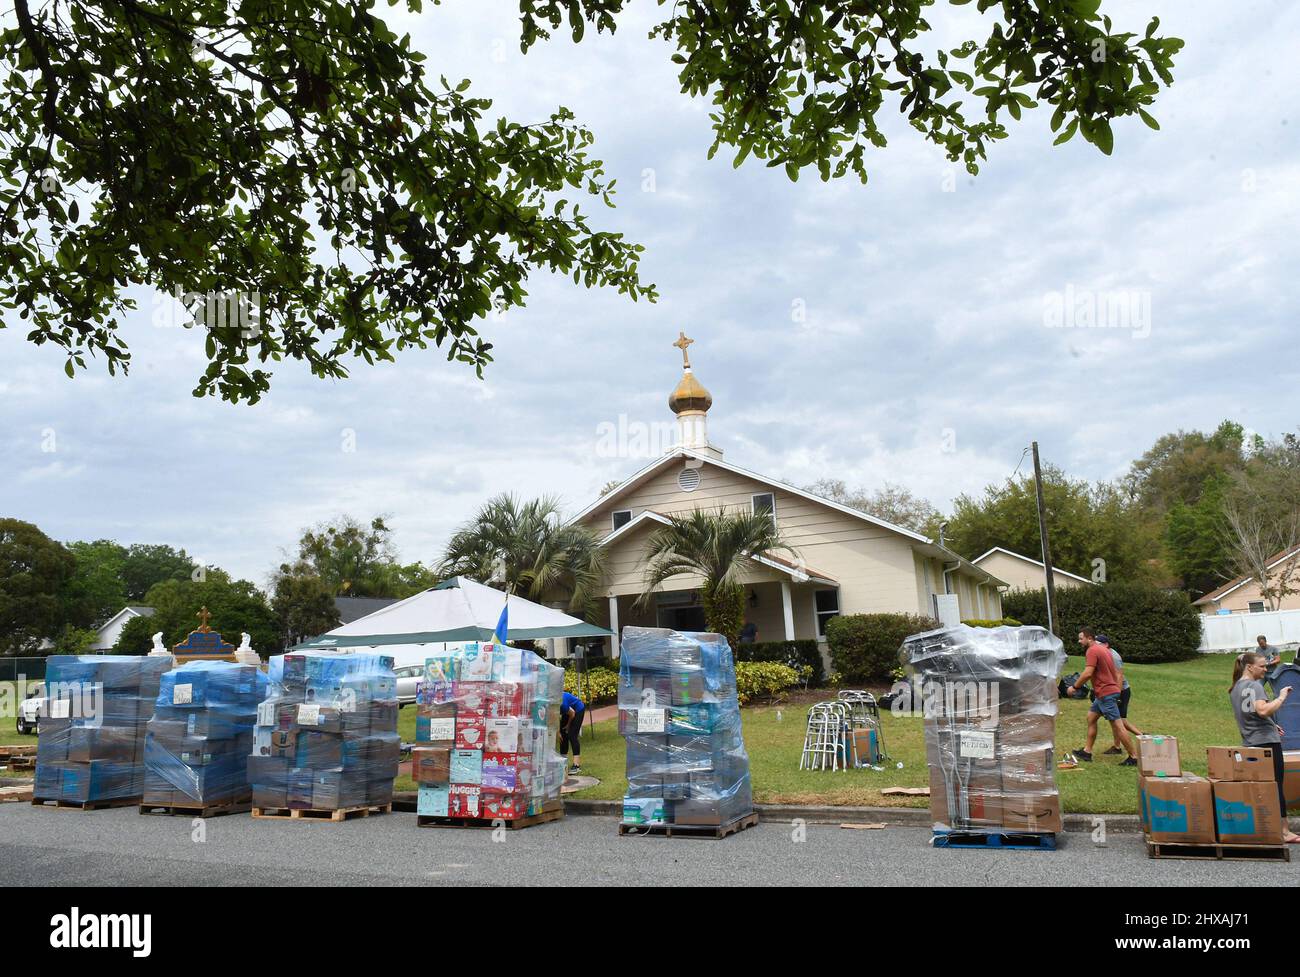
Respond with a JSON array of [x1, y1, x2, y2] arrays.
[[294, 576, 611, 668]]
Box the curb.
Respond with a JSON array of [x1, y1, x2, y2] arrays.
[[391, 792, 1146, 833]]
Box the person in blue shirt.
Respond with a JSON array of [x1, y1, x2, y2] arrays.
[[560, 691, 586, 773]]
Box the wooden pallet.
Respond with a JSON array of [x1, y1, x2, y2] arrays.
[[139, 798, 251, 818], [417, 807, 564, 830], [932, 830, 1057, 851], [619, 811, 759, 839], [0, 745, 36, 760], [5, 757, 36, 770], [1144, 836, 1291, 862], [31, 795, 140, 811], [0, 784, 34, 803], [251, 802, 391, 822]]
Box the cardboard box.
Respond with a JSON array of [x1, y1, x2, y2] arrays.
[[622, 796, 666, 825], [1285, 751, 1300, 810], [450, 749, 483, 784], [1212, 780, 1283, 845], [412, 746, 452, 784], [1000, 792, 1062, 833], [1139, 774, 1214, 844], [481, 791, 522, 820], [449, 784, 481, 817], [1207, 746, 1275, 783], [928, 765, 1003, 829], [1135, 735, 1181, 778], [418, 785, 450, 817], [672, 798, 723, 825], [455, 717, 486, 751]]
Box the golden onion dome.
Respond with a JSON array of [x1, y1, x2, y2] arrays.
[[669, 369, 712, 414]]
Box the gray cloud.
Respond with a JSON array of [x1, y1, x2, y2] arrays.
[[1, 0, 1295, 585]]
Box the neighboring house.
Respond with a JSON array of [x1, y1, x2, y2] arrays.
[[972, 547, 1095, 595], [333, 596, 401, 625], [1193, 546, 1300, 614], [91, 605, 155, 651], [559, 337, 1008, 659]]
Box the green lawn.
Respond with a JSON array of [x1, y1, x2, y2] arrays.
[[560, 653, 1252, 815]]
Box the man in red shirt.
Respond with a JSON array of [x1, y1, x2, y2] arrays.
[[1068, 628, 1137, 764]]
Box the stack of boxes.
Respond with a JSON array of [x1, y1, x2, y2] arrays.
[[34, 656, 171, 805], [413, 642, 568, 821], [143, 660, 267, 808], [1137, 735, 1286, 846], [617, 627, 753, 828], [247, 650, 400, 812], [901, 625, 1066, 836]]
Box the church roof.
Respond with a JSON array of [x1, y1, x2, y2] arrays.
[[575, 449, 1006, 587]]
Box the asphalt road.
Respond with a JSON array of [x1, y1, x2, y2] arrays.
[[2, 804, 1296, 886]]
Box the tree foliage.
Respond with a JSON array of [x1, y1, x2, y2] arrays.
[[0, 517, 77, 655], [440, 494, 605, 614], [941, 463, 1156, 583], [1, 0, 653, 403], [285, 514, 429, 598], [114, 569, 279, 655], [636, 507, 794, 648], [1, 0, 1178, 401], [522, 0, 1182, 181], [270, 570, 342, 648], [804, 478, 939, 533]]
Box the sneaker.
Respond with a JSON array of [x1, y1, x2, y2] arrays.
[[1076, 749, 1093, 762], [1120, 757, 1138, 767], [1103, 747, 1123, 755], [570, 765, 582, 774]]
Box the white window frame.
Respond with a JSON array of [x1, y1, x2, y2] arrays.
[[611, 509, 633, 531], [751, 492, 777, 527], [814, 588, 840, 638], [1248, 601, 1266, 614]]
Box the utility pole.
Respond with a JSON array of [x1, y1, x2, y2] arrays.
[[1031, 441, 1058, 637]]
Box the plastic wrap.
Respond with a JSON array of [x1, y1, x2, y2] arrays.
[[143, 661, 267, 807], [413, 642, 568, 820], [34, 655, 172, 804], [900, 624, 1065, 834], [617, 627, 753, 827], [247, 650, 399, 811]]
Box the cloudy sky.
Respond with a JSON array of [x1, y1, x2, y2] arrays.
[[2, 0, 1296, 586]]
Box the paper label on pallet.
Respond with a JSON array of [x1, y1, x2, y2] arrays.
[[257, 701, 276, 727], [637, 708, 666, 733], [298, 703, 322, 726], [427, 718, 455, 741], [173, 683, 193, 705], [959, 730, 995, 760]]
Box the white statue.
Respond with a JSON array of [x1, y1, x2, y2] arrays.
[[234, 631, 260, 665], [147, 631, 172, 660]]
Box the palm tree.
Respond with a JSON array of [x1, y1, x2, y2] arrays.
[[439, 494, 605, 614], [637, 508, 795, 648]]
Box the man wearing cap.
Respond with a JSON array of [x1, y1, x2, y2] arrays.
[[1068, 628, 1138, 765]]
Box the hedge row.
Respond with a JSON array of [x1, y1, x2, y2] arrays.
[[825, 613, 940, 684], [1001, 582, 1202, 663], [733, 639, 824, 685]]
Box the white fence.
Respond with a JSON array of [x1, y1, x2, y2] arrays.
[[1199, 608, 1300, 652]]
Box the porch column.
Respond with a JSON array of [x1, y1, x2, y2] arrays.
[[780, 581, 796, 641], [608, 595, 621, 659]]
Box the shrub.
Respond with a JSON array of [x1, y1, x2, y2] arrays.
[[734, 639, 824, 685], [733, 661, 801, 705], [563, 665, 620, 705], [826, 613, 940, 683], [1002, 582, 1202, 663], [961, 617, 1023, 628]]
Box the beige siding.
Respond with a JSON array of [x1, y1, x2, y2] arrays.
[[1197, 577, 1300, 614], [974, 550, 1090, 594]]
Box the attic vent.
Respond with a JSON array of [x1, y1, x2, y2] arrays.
[[677, 467, 702, 492]]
